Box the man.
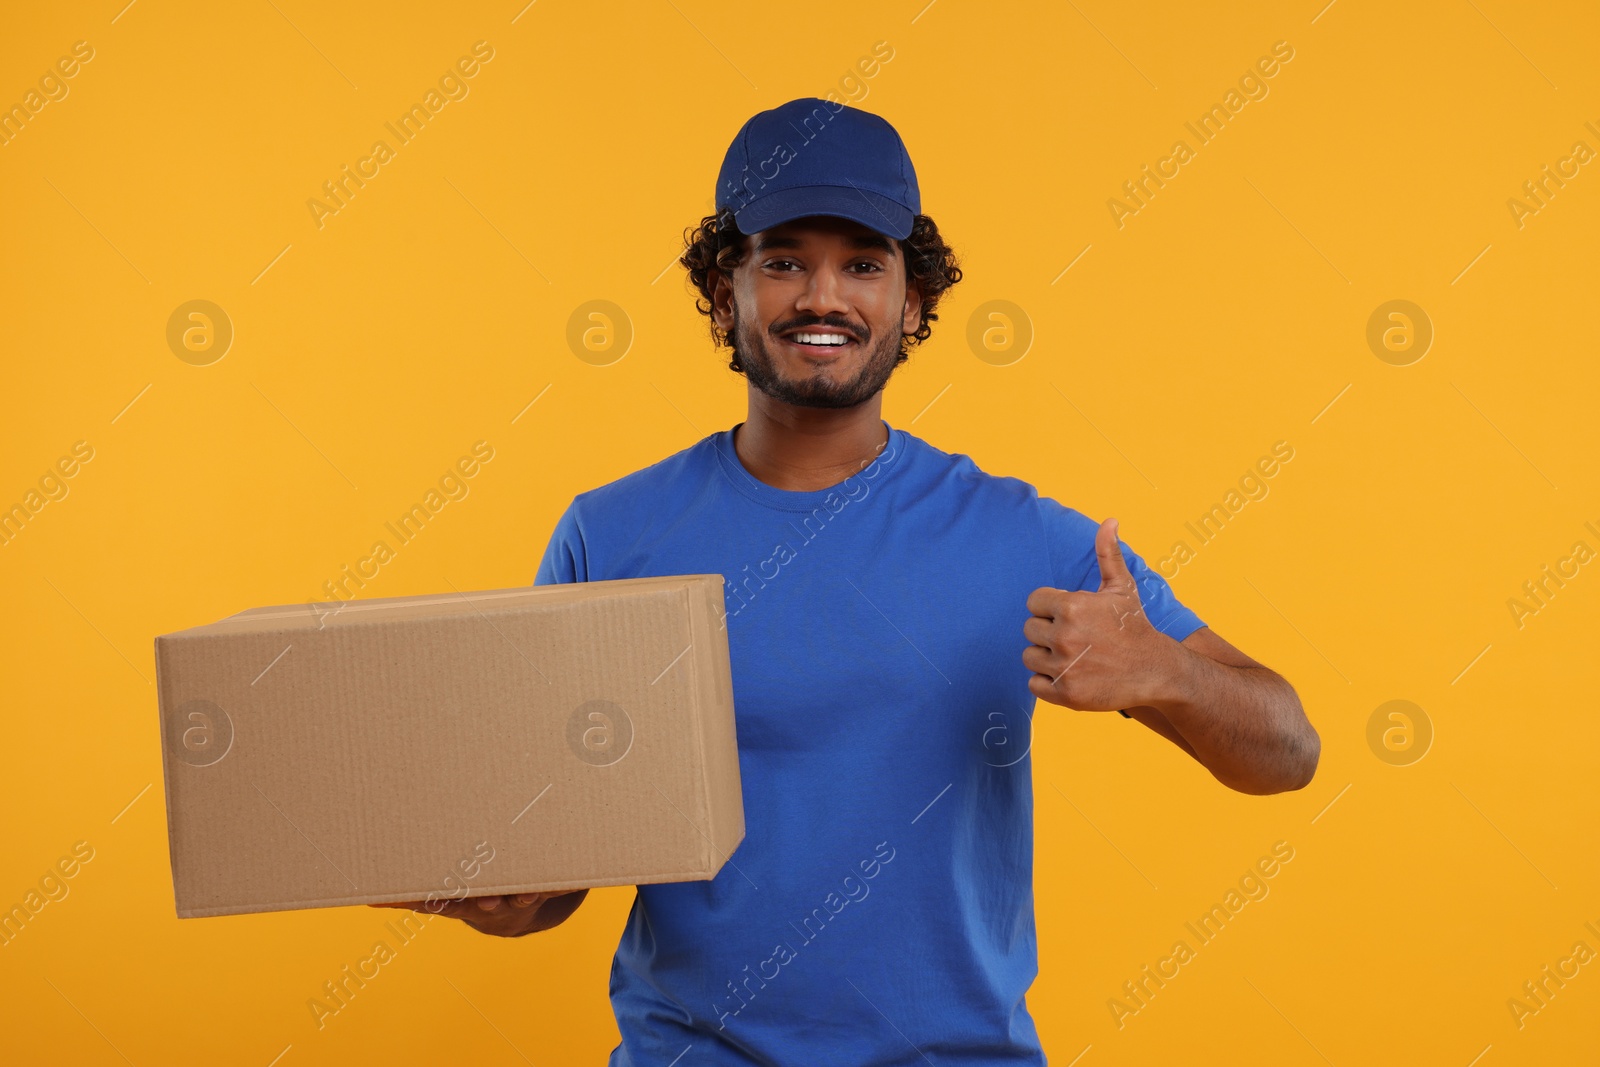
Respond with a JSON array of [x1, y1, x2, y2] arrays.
[[378, 98, 1319, 1063]]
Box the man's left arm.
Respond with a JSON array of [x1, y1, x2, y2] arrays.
[[1118, 625, 1318, 795], [1023, 517, 1320, 796]]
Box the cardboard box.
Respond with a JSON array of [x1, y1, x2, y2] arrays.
[[152, 575, 743, 918]]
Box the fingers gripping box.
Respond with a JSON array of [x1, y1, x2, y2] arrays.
[[152, 575, 744, 918]]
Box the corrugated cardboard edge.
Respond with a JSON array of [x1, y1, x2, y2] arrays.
[[157, 576, 715, 638], [221, 575, 709, 626], [688, 575, 746, 874], [151, 633, 189, 919], [176, 870, 714, 919]]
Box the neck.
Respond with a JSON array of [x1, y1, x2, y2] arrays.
[[733, 390, 889, 492]]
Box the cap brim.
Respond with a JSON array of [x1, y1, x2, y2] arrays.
[[734, 186, 913, 241]]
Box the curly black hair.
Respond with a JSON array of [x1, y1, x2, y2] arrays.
[[679, 210, 962, 374]]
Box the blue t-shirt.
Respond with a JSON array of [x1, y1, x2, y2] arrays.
[[534, 418, 1205, 1066]]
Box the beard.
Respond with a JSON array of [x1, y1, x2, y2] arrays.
[[731, 306, 905, 409]]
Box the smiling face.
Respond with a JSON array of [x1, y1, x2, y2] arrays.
[[710, 215, 924, 409]]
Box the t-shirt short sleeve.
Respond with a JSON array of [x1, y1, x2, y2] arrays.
[[1035, 493, 1207, 644], [534, 498, 589, 585]]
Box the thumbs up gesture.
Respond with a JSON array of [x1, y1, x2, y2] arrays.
[[1023, 518, 1174, 711]]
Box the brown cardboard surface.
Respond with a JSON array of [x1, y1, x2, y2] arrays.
[[152, 575, 744, 918]]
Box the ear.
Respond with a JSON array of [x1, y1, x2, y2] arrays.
[[710, 268, 735, 332], [900, 274, 924, 338]]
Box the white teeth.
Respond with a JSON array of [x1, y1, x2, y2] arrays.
[[790, 332, 850, 346]]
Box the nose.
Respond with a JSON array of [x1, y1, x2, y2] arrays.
[[795, 264, 850, 320]]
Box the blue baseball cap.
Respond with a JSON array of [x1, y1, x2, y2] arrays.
[[715, 97, 920, 240]]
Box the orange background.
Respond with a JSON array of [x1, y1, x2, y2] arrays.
[[2, 1, 1597, 1063]]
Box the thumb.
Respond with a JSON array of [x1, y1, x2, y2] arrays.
[[1095, 518, 1134, 592]]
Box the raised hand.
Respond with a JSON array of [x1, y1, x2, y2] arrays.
[[1021, 518, 1176, 711]]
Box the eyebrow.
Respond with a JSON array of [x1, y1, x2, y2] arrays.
[[753, 231, 897, 256]]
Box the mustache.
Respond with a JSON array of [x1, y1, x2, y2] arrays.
[[769, 316, 867, 344]]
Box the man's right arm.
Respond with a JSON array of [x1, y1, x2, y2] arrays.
[[514, 889, 589, 935], [369, 888, 590, 937]]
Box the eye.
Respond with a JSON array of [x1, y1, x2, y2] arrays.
[[847, 261, 887, 274], [763, 258, 802, 271]]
